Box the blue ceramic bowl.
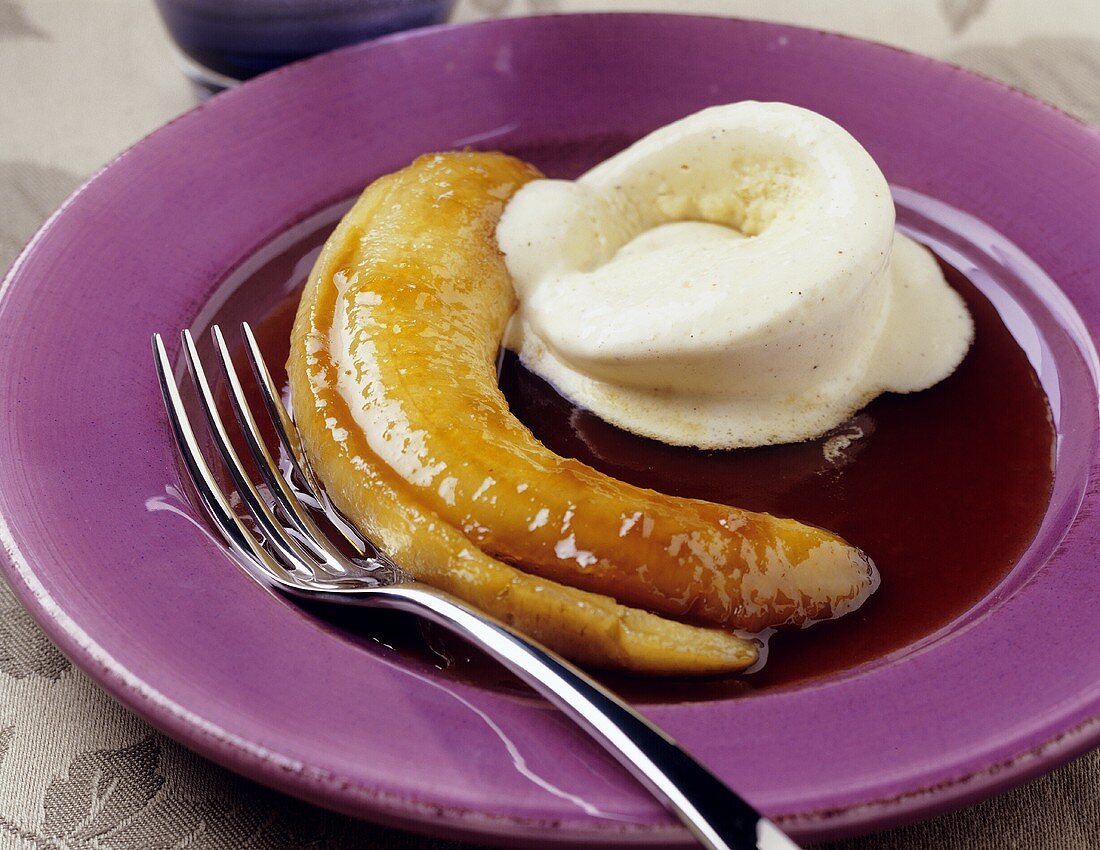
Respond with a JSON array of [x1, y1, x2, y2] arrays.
[[155, 0, 455, 90]]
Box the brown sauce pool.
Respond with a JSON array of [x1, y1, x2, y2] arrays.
[[217, 204, 1055, 702], [206, 125, 1056, 699], [501, 254, 1056, 694]]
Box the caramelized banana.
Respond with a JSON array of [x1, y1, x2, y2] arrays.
[[289, 155, 753, 673], [290, 151, 877, 638]]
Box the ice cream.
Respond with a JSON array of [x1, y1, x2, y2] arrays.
[[497, 102, 974, 449]]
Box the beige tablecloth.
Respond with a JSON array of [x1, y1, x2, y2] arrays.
[[1, 1, 1098, 847]]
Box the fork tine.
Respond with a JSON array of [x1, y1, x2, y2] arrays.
[[180, 329, 323, 579], [240, 321, 371, 557], [241, 322, 320, 498], [152, 333, 298, 587], [211, 325, 359, 576]]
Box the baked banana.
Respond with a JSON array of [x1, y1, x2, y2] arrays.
[[290, 151, 876, 647], [289, 154, 755, 673]]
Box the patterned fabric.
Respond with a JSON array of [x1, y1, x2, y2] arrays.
[[1, 2, 1098, 847]]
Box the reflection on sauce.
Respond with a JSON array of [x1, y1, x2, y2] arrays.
[[204, 134, 1054, 702]]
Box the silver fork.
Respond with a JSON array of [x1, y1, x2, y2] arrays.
[[151, 324, 800, 850]]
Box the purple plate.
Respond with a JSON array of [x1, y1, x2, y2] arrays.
[[1, 14, 1098, 847]]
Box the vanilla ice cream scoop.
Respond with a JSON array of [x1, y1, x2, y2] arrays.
[[497, 102, 974, 449]]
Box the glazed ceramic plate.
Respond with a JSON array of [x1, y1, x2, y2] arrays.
[[1, 14, 1098, 847]]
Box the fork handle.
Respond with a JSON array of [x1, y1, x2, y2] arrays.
[[310, 582, 799, 850]]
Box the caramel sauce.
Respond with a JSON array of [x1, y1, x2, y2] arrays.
[[500, 253, 1055, 695], [205, 130, 1054, 700], [217, 214, 1053, 702]]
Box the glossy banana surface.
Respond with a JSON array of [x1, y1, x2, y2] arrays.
[[290, 151, 876, 657], [289, 153, 755, 673]]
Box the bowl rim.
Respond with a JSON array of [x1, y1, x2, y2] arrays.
[[2, 12, 1099, 847]]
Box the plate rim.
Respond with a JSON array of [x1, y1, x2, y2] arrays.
[[2, 12, 1100, 846]]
